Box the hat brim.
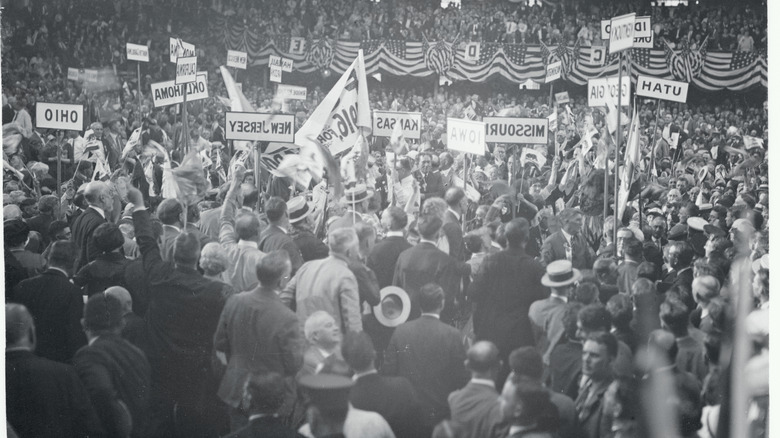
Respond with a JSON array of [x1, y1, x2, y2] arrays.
[[541, 268, 581, 288], [289, 205, 313, 224], [703, 223, 726, 237], [373, 286, 411, 328], [341, 189, 374, 205]]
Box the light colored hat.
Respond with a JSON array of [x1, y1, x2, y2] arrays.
[[541, 260, 581, 288], [731, 218, 755, 235], [373, 286, 411, 328], [287, 196, 312, 224], [687, 216, 708, 232], [341, 184, 373, 205]]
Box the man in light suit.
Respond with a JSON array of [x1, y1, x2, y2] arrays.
[[541, 208, 595, 270], [71, 181, 111, 271], [383, 283, 469, 431], [447, 341, 505, 438], [414, 152, 445, 202]]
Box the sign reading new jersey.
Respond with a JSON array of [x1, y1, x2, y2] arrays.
[[227, 50, 248, 69], [545, 61, 562, 83], [225, 112, 295, 142], [608, 13, 636, 53], [483, 117, 549, 144], [601, 16, 652, 47], [276, 84, 307, 100], [36, 103, 84, 131], [587, 75, 631, 107], [150, 74, 209, 107], [175, 56, 197, 85], [126, 43, 149, 62], [447, 118, 486, 155], [636, 75, 689, 103], [372, 111, 422, 139], [169, 38, 195, 63]]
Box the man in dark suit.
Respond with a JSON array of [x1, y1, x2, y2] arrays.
[[529, 260, 580, 365], [73, 293, 152, 438], [414, 151, 445, 201], [383, 283, 469, 431], [25, 194, 59, 248], [6, 303, 106, 438], [540, 208, 595, 270], [259, 196, 304, 274], [12, 240, 87, 363], [342, 331, 426, 438], [663, 241, 696, 309], [127, 187, 231, 438], [223, 373, 303, 438], [71, 181, 111, 271], [156, 198, 213, 263], [447, 341, 505, 438], [367, 206, 411, 288], [393, 214, 470, 324], [575, 333, 617, 438], [442, 187, 467, 261], [468, 218, 547, 385], [213, 251, 303, 432]]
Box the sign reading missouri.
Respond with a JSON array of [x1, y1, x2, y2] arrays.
[[635, 75, 689, 103], [483, 117, 549, 144], [150, 74, 209, 107], [372, 111, 422, 139], [225, 112, 296, 142]]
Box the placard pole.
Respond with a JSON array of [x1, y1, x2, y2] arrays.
[[137, 62, 143, 124], [613, 52, 624, 246], [650, 98, 662, 179], [462, 153, 468, 233], [549, 81, 554, 108], [56, 131, 63, 218], [182, 85, 189, 154]]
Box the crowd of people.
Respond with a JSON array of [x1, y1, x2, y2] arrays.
[[3, 1, 771, 438]]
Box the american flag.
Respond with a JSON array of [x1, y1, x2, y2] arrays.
[[730, 51, 759, 70], [273, 35, 291, 52], [629, 48, 653, 69], [503, 43, 527, 66], [360, 40, 383, 56], [477, 43, 500, 65], [539, 42, 552, 65], [385, 40, 407, 59]]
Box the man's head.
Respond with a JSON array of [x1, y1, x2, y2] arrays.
[[235, 213, 261, 241], [582, 332, 617, 381], [417, 214, 443, 241], [508, 346, 544, 382], [444, 187, 467, 212], [6, 304, 35, 350], [659, 297, 690, 338], [606, 294, 633, 333], [439, 152, 454, 170], [172, 232, 201, 268], [157, 198, 184, 226], [576, 304, 612, 340], [666, 241, 694, 270], [651, 216, 666, 239], [560, 208, 583, 236], [692, 275, 720, 305], [328, 227, 359, 257], [465, 341, 501, 379], [244, 372, 286, 415], [93, 222, 125, 254], [265, 197, 288, 225], [84, 181, 113, 212], [504, 218, 531, 249], [418, 152, 433, 174], [199, 242, 229, 276], [47, 240, 75, 273], [493, 145, 506, 162], [395, 156, 412, 180], [90, 122, 104, 138], [105, 286, 133, 316], [593, 258, 618, 284], [623, 237, 643, 262], [304, 311, 341, 349], [37, 195, 58, 216], [341, 331, 377, 373], [255, 250, 292, 289], [419, 283, 445, 314], [381, 206, 408, 232], [82, 292, 124, 336]]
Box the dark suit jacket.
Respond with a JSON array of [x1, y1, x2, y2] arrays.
[[73, 333, 152, 438], [258, 225, 304, 274], [468, 247, 547, 356], [159, 224, 213, 263], [74, 252, 131, 297], [414, 169, 445, 200], [393, 242, 469, 323], [351, 373, 427, 438], [442, 210, 465, 261], [222, 416, 304, 438], [540, 231, 594, 270], [6, 350, 105, 438], [575, 379, 613, 438], [12, 269, 87, 363], [447, 381, 505, 438], [548, 341, 583, 401], [367, 235, 411, 288], [71, 206, 107, 271], [383, 315, 469, 428], [293, 229, 329, 262], [26, 213, 54, 246]]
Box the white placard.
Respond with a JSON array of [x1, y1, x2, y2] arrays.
[[225, 112, 295, 142], [555, 92, 570, 104], [169, 37, 195, 63], [269, 55, 281, 68], [601, 16, 652, 39], [227, 50, 248, 69], [150, 74, 209, 107], [447, 118, 486, 155], [276, 84, 307, 100], [608, 13, 636, 53], [548, 112, 557, 132], [588, 75, 631, 107], [464, 42, 480, 62], [36, 103, 84, 131], [67, 68, 79, 81], [289, 37, 306, 55], [484, 117, 549, 144], [85, 69, 98, 83], [636, 75, 689, 103], [372, 111, 422, 139], [126, 43, 149, 62], [545, 61, 562, 83], [270, 65, 282, 83], [175, 56, 197, 85], [590, 46, 606, 65], [281, 58, 293, 73]]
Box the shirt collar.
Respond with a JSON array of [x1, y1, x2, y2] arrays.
[[421, 312, 440, 319], [164, 224, 181, 233], [90, 205, 106, 219], [275, 225, 288, 234], [448, 208, 461, 221], [561, 228, 572, 243], [470, 377, 495, 389], [385, 230, 405, 237], [352, 369, 378, 381], [419, 238, 438, 246], [48, 266, 70, 277], [551, 292, 568, 303], [88, 335, 100, 346], [237, 240, 258, 249]]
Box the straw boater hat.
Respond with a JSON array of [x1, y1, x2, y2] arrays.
[[341, 184, 373, 205], [541, 260, 581, 288], [686, 217, 708, 232], [373, 286, 411, 327], [287, 196, 313, 224]]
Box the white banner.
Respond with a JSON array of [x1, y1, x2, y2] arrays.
[[545, 61, 562, 83], [294, 50, 371, 156], [175, 56, 197, 85], [169, 37, 195, 63], [85, 69, 98, 83], [548, 112, 557, 132], [150, 74, 209, 107], [588, 75, 631, 107], [281, 58, 293, 73], [227, 50, 248, 69], [126, 43, 149, 62], [289, 37, 306, 55], [635, 75, 689, 103], [372, 111, 422, 139], [608, 13, 636, 53], [590, 46, 606, 65], [447, 118, 486, 155], [464, 42, 480, 62], [67, 68, 79, 81], [36, 103, 84, 131], [483, 117, 549, 144], [270, 65, 282, 83], [225, 112, 295, 142], [601, 16, 652, 47], [555, 91, 570, 104], [276, 84, 307, 100]]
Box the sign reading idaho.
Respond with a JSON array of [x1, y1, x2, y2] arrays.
[[601, 16, 652, 48], [225, 112, 295, 143], [36, 103, 84, 131], [372, 111, 422, 139], [447, 118, 486, 155], [483, 117, 549, 144]]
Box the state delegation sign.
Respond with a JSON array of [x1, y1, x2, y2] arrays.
[[36, 103, 84, 131], [545, 61, 562, 83], [447, 118, 486, 155], [483, 117, 549, 144], [175, 56, 197, 85], [169, 38, 195, 63], [372, 111, 422, 139], [126, 43, 149, 62], [608, 13, 636, 53], [601, 16, 652, 49], [227, 50, 248, 69], [151, 74, 209, 107], [276, 84, 307, 100], [225, 112, 295, 143], [635, 75, 689, 103], [588, 76, 631, 107]]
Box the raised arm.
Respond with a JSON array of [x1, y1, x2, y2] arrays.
[[127, 187, 169, 283], [219, 165, 246, 245]]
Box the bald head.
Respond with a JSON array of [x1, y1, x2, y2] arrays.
[[84, 181, 110, 209], [465, 341, 500, 375], [692, 275, 720, 304], [235, 213, 260, 241], [6, 304, 35, 349], [444, 187, 466, 208], [105, 286, 133, 314]]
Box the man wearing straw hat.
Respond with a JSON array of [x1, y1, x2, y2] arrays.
[[529, 259, 581, 365], [328, 184, 374, 233]]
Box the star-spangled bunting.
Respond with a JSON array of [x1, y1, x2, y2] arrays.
[[629, 48, 653, 69], [477, 43, 500, 65], [540, 42, 552, 65], [730, 51, 759, 70], [504, 42, 527, 66], [273, 35, 292, 51], [360, 40, 383, 56], [385, 40, 407, 59]]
